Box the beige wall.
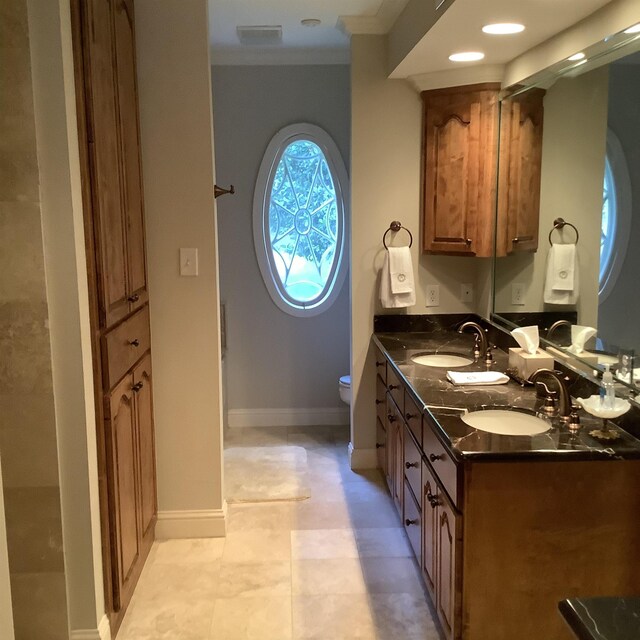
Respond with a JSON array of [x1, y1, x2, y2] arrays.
[[494, 67, 609, 326], [136, 0, 225, 535], [350, 35, 489, 465], [0, 457, 14, 640]]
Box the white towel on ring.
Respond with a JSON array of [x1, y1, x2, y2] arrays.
[[544, 244, 579, 305], [388, 246, 414, 294], [380, 248, 415, 308]]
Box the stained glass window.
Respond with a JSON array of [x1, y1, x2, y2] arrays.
[[254, 125, 348, 316], [600, 156, 617, 290]]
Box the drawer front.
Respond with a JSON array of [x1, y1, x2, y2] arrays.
[[403, 425, 421, 503], [403, 479, 422, 562], [374, 347, 387, 386], [387, 365, 404, 414], [404, 391, 422, 444], [423, 419, 458, 508], [104, 305, 151, 389], [376, 417, 387, 475], [376, 375, 387, 424]]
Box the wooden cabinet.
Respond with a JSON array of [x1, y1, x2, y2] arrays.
[[496, 89, 546, 256], [72, 0, 156, 632], [421, 83, 544, 258]]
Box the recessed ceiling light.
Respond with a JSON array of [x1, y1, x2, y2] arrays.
[[567, 52, 585, 61], [449, 51, 485, 62], [624, 23, 640, 34], [301, 18, 321, 27], [482, 23, 525, 35]]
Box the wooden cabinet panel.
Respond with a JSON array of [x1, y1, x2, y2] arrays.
[[113, 0, 148, 309], [392, 410, 404, 515], [423, 417, 459, 508], [376, 417, 387, 476], [496, 89, 545, 256], [133, 354, 156, 542], [374, 347, 387, 385], [384, 393, 395, 494], [403, 425, 421, 502], [387, 366, 403, 415], [403, 480, 422, 561], [421, 461, 437, 598], [422, 84, 500, 257], [404, 391, 422, 444], [107, 375, 139, 610], [376, 375, 387, 425]]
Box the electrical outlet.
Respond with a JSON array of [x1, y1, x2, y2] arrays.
[[460, 283, 474, 303], [512, 283, 526, 306], [426, 284, 440, 307]]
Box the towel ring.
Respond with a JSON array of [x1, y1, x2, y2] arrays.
[[548, 218, 579, 246], [383, 221, 413, 250]]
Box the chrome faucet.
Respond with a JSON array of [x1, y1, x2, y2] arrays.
[[528, 369, 572, 421], [458, 321, 493, 365], [546, 320, 571, 342]]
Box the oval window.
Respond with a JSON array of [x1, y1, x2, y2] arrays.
[[253, 124, 349, 316]]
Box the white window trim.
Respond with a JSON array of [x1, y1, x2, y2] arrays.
[[253, 123, 349, 317], [600, 128, 632, 302]]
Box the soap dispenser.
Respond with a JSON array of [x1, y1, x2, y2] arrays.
[[601, 364, 615, 409]]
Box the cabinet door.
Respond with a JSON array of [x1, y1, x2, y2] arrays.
[[421, 462, 438, 599], [422, 85, 499, 257], [392, 415, 404, 515], [106, 374, 140, 610], [85, 0, 130, 326], [112, 0, 148, 310], [376, 418, 387, 476], [384, 394, 396, 494], [133, 354, 156, 543], [497, 89, 545, 256], [436, 491, 462, 640]]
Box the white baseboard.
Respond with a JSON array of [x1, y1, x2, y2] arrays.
[[348, 443, 379, 470], [155, 505, 227, 539], [227, 407, 349, 428], [71, 615, 111, 640]]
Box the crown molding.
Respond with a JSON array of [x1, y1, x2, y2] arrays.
[[211, 47, 350, 66], [409, 64, 505, 92]]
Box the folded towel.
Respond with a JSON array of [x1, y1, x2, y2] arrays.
[[446, 371, 510, 386], [544, 244, 579, 305], [388, 246, 414, 295], [380, 248, 416, 308]]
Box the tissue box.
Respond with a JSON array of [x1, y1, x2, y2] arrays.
[[508, 348, 554, 381]]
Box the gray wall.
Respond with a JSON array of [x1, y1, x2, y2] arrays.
[[211, 65, 350, 411], [599, 64, 640, 352]]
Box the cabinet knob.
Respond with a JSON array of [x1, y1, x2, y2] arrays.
[[405, 461, 419, 469], [387, 414, 397, 423], [129, 338, 140, 347], [127, 293, 140, 303], [376, 443, 385, 449], [132, 381, 144, 392], [429, 453, 443, 463], [426, 491, 440, 508], [405, 413, 418, 421], [466, 238, 472, 245], [375, 399, 383, 406], [388, 384, 400, 391], [405, 518, 419, 526], [376, 361, 385, 368]]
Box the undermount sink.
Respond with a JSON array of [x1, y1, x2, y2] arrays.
[[462, 409, 551, 436], [412, 353, 474, 368]]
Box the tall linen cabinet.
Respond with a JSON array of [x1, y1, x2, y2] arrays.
[[71, 0, 157, 632]]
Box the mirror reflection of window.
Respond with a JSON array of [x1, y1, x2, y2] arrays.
[[600, 155, 617, 290]]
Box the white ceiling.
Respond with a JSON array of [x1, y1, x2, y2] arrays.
[[209, 0, 615, 71]]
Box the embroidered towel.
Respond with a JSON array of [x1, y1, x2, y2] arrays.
[[544, 244, 579, 305], [388, 246, 414, 294], [380, 249, 416, 308], [446, 371, 510, 386]]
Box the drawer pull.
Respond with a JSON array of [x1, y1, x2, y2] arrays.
[[132, 381, 144, 392], [405, 518, 419, 526], [405, 461, 419, 469], [127, 293, 140, 303], [376, 443, 385, 449], [129, 338, 140, 347], [429, 453, 444, 462], [388, 384, 400, 391], [387, 414, 397, 423], [375, 399, 383, 406], [376, 361, 385, 368], [405, 413, 418, 421], [426, 492, 440, 508]]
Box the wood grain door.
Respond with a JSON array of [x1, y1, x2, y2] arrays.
[[84, 0, 130, 327], [376, 418, 387, 476], [385, 394, 396, 494], [112, 0, 148, 311], [497, 89, 545, 256], [392, 414, 404, 515], [106, 374, 140, 610], [436, 490, 462, 640], [422, 461, 438, 599], [133, 354, 156, 543]]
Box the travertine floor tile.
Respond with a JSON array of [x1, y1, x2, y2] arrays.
[[241, 426, 289, 446], [291, 528, 358, 559], [290, 498, 352, 529], [226, 502, 294, 532], [223, 529, 291, 563], [292, 558, 367, 595], [210, 595, 292, 639], [217, 561, 291, 598], [153, 538, 225, 564], [354, 527, 414, 558]]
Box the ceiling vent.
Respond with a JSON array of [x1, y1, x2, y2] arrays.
[[236, 25, 283, 46]]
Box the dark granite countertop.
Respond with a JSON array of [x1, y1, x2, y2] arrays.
[[559, 597, 640, 640], [373, 330, 640, 462]]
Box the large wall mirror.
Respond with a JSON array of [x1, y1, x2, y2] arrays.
[[492, 25, 640, 392]]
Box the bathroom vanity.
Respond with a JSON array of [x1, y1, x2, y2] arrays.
[[372, 319, 640, 640]]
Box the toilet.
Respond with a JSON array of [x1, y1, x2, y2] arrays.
[[339, 375, 351, 405]]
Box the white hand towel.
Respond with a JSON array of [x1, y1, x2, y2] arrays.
[[544, 244, 579, 305], [380, 250, 416, 308], [388, 246, 414, 294], [446, 371, 510, 386]]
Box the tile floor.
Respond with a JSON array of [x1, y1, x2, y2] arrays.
[[118, 425, 440, 640]]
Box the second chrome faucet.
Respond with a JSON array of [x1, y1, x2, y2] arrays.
[[458, 321, 494, 366]]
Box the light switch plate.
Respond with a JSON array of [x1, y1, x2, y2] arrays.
[[180, 248, 198, 276], [511, 282, 525, 305]]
